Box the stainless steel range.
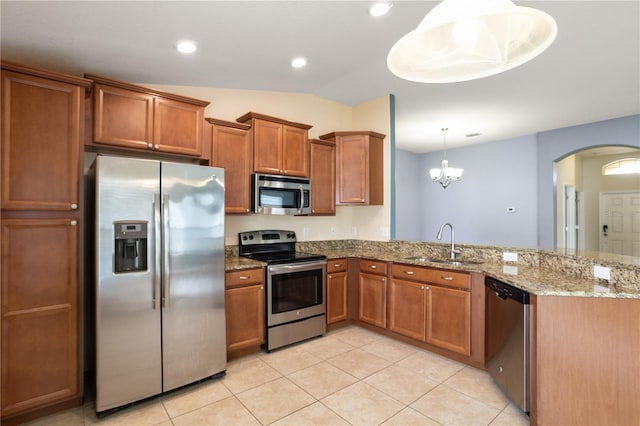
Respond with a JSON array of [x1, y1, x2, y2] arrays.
[[239, 230, 327, 351]]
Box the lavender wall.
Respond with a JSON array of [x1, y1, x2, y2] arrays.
[[537, 114, 640, 248], [395, 114, 640, 249], [397, 135, 538, 247]]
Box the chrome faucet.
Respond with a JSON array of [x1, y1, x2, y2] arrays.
[[436, 222, 461, 260]]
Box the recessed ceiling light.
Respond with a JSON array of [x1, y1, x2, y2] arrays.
[[291, 57, 307, 68], [369, 2, 392, 17], [176, 40, 197, 54]]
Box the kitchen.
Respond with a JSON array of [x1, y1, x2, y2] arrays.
[[1, 1, 640, 425]]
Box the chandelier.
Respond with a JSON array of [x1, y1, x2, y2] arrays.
[[387, 0, 557, 83], [429, 128, 463, 188]]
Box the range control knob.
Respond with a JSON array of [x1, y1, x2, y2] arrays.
[[242, 235, 248, 241]]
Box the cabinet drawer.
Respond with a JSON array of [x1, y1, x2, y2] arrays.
[[327, 258, 347, 273], [393, 264, 469, 289], [392, 264, 431, 282], [226, 268, 264, 288], [360, 259, 387, 275], [425, 269, 470, 290]]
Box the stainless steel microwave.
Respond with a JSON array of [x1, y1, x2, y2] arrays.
[[252, 173, 311, 215]]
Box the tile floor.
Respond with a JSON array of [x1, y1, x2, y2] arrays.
[[25, 326, 530, 426]]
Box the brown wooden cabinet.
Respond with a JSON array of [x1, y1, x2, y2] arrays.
[[237, 112, 312, 177], [1, 219, 80, 418], [207, 118, 253, 214], [390, 264, 471, 356], [327, 259, 348, 324], [310, 139, 336, 215], [358, 259, 388, 328], [319, 131, 385, 205], [1, 67, 85, 212], [87, 74, 209, 157], [225, 269, 265, 355], [0, 61, 90, 424]]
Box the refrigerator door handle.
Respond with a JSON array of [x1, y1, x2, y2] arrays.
[[153, 193, 162, 310], [162, 194, 171, 309]]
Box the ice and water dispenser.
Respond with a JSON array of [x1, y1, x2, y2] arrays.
[[114, 221, 148, 273]]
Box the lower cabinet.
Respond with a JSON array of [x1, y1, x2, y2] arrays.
[[390, 264, 471, 356], [225, 268, 265, 354], [358, 259, 388, 329], [326, 258, 348, 324], [1, 218, 81, 420]]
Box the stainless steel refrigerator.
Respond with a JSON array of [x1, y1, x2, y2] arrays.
[[91, 155, 226, 413]]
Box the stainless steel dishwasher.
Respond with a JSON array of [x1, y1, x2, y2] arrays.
[[485, 276, 530, 414]]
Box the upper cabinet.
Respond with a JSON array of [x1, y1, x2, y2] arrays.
[[207, 118, 253, 214], [310, 139, 336, 215], [1, 61, 91, 211], [319, 131, 385, 205], [237, 112, 312, 177], [86, 74, 209, 158]]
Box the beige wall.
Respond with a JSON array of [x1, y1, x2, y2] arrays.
[[148, 84, 391, 245]]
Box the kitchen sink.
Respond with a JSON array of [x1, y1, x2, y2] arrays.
[[403, 256, 484, 266]]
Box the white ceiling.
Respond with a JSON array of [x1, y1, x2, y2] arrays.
[[1, 1, 638, 153]]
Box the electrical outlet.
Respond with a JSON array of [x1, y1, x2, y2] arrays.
[[303, 227, 309, 237], [503, 252, 518, 262], [594, 265, 610, 281], [352, 226, 357, 236]]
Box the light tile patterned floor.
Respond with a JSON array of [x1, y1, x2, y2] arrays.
[[25, 326, 530, 426]]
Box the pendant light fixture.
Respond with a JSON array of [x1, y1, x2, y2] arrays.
[[430, 128, 463, 188], [387, 0, 557, 83]]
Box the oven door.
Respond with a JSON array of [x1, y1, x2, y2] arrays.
[[266, 260, 326, 327]]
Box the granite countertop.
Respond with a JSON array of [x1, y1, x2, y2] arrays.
[[225, 242, 640, 299]]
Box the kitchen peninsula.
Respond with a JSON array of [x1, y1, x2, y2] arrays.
[[225, 239, 640, 426]]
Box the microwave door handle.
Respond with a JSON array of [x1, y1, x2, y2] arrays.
[[298, 185, 303, 214]]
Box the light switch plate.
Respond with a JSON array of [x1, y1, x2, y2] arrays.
[[503, 252, 518, 262], [594, 265, 611, 281]]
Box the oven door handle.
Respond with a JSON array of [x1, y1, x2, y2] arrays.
[[268, 261, 326, 274]]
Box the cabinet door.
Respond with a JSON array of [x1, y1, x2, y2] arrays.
[[389, 279, 427, 341], [225, 284, 265, 352], [358, 272, 387, 328], [327, 271, 348, 324], [1, 218, 79, 417], [310, 141, 336, 215], [93, 83, 154, 150], [154, 97, 203, 156], [282, 125, 308, 177], [336, 134, 368, 204], [426, 285, 471, 356], [1, 70, 81, 211], [212, 125, 252, 214], [253, 119, 283, 175]]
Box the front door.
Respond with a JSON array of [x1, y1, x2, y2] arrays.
[[599, 191, 640, 256]]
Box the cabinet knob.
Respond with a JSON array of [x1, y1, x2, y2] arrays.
[[334, 263, 342, 267], [404, 271, 414, 275], [361, 199, 365, 202], [370, 265, 377, 269], [382, 278, 386, 282], [260, 286, 264, 290], [420, 285, 425, 290], [154, 144, 159, 150], [148, 143, 153, 149], [239, 276, 249, 280], [70, 203, 78, 210], [70, 220, 77, 226], [425, 286, 430, 291], [329, 275, 332, 279], [442, 276, 454, 281], [246, 208, 250, 212]]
